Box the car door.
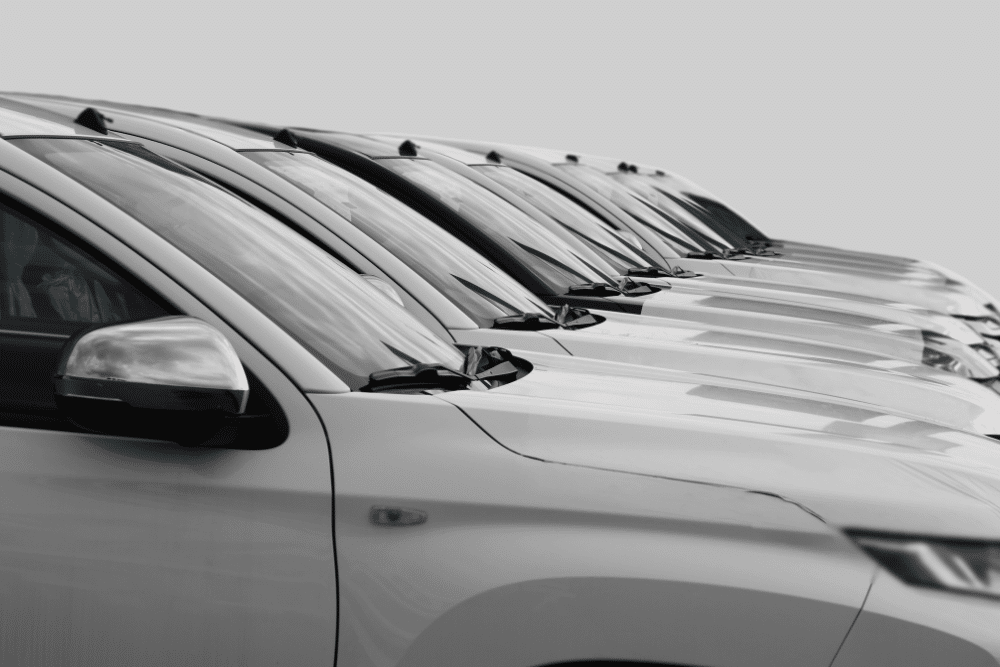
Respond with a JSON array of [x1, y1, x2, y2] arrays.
[[0, 192, 337, 666]]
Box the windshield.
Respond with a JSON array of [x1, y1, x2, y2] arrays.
[[646, 174, 769, 243], [15, 138, 464, 389], [472, 165, 654, 274], [376, 158, 612, 294], [241, 150, 553, 327], [610, 172, 734, 249], [555, 163, 720, 254]]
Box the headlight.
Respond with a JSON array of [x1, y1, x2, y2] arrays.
[[850, 532, 1000, 600], [956, 316, 1000, 338], [922, 332, 1000, 378], [922, 345, 972, 378], [974, 344, 1000, 366]]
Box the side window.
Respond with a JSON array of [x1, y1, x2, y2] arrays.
[[0, 197, 173, 430]]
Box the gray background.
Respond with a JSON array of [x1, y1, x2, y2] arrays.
[[5, 0, 998, 296]]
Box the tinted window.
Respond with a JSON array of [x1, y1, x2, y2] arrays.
[[15, 138, 464, 389], [241, 151, 551, 327], [555, 163, 714, 253], [473, 165, 654, 274], [378, 158, 611, 293], [611, 172, 734, 249], [0, 196, 170, 429]]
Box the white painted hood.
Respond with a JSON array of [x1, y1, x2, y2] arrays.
[[533, 331, 1000, 436], [453, 321, 1000, 436], [632, 289, 934, 361], [441, 355, 1000, 539], [641, 276, 983, 345], [672, 258, 992, 317]]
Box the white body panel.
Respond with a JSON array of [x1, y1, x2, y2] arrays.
[[453, 324, 1000, 436], [444, 355, 1000, 538], [313, 392, 877, 667], [655, 275, 984, 344], [673, 256, 992, 316]]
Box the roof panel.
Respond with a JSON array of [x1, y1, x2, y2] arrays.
[[0, 106, 82, 137], [144, 115, 282, 150]]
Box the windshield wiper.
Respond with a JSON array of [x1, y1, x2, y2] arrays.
[[566, 282, 622, 297], [686, 248, 750, 260], [626, 265, 673, 278], [360, 363, 474, 393], [733, 245, 781, 257], [362, 346, 531, 393], [493, 312, 562, 331], [567, 278, 659, 298], [553, 304, 604, 329], [461, 346, 527, 386], [493, 306, 605, 331], [616, 277, 660, 296]]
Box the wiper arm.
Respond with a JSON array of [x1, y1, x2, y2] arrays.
[[493, 307, 605, 331], [462, 346, 528, 386], [566, 282, 622, 297], [616, 277, 660, 296], [731, 245, 780, 257], [626, 265, 673, 278], [566, 278, 660, 298], [360, 363, 473, 393], [553, 304, 605, 329], [362, 347, 532, 393], [493, 312, 562, 331]]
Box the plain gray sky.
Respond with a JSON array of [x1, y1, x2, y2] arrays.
[[5, 0, 999, 296]]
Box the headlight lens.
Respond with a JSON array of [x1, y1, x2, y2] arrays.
[[850, 533, 1000, 600], [922, 345, 972, 377], [973, 344, 1000, 367], [956, 316, 1000, 337]]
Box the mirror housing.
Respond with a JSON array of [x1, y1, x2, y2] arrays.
[[54, 316, 249, 446]]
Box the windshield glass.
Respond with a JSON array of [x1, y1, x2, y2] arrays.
[[646, 174, 769, 243], [241, 150, 553, 327], [472, 165, 654, 274], [15, 138, 463, 389], [377, 158, 612, 294], [555, 163, 719, 254], [611, 172, 734, 249]]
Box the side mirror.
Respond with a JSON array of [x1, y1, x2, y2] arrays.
[[361, 274, 406, 307], [54, 316, 249, 446]]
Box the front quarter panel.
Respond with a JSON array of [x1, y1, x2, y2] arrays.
[[310, 392, 875, 667]]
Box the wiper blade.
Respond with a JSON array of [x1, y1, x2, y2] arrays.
[[667, 266, 702, 278], [493, 312, 562, 331], [362, 347, 532, 393], [566, 282, 622, 297], [616, 277, 661, 297], [360, 363, 473, 393], [626, 266, 673, 278], [566, 279, 659, 297], [462, 346, 531, 387], [732, 246, 780, 257], [553, 304, 605, 329]]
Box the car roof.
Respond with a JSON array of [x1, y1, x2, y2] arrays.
[[1, 93, 291, 151], [0, 97, 110, 139]]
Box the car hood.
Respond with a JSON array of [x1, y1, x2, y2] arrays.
[[673, 258, 991, 317], [630, 288, 932, 360], [440, 354, 1000, 539], [640, 276, 983, 345], [532, 322, 1000, 436]]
